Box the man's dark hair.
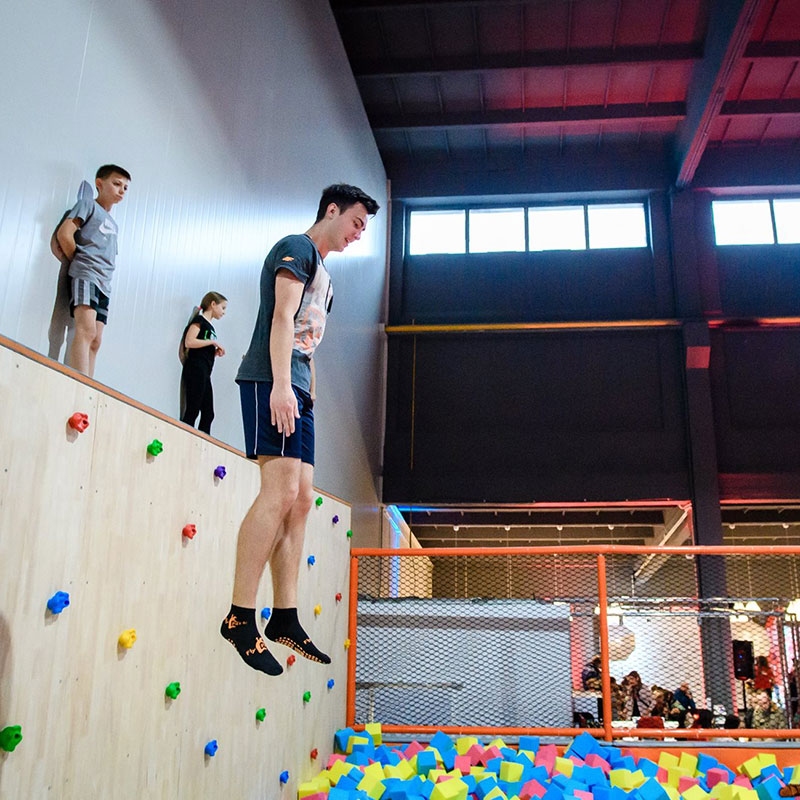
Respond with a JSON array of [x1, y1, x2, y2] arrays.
[[315, 183, 379, 222], [96, 164, 131, 181]]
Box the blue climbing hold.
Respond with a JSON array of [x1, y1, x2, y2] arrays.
[[204, 740, 218, 757], [47, 591, 70, 614]]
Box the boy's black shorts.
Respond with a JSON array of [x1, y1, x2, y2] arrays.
[[238, 380, 314, 465], [70, 278, 109, 324]]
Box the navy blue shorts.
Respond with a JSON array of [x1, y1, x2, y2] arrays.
[[238, 381, 314, 465]]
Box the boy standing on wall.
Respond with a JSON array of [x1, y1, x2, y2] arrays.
[[56, 164, 131, 377], [221, 184, 379, 675]]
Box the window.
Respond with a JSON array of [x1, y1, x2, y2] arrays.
[[773, 199, 800, 245], [408, 210, 466, 255], [529, 206, 586, 251], [468, 208, 525, 253], [712, 200, 774, 245], [587, 203, 648, 249], [407, 201, 649, 255]]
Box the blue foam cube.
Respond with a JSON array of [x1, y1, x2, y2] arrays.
[[697, 754, 719, 775], [520, 735, 541, 753], [416, 750, 437, 776], [639, 778, 670, 800], [335, 727, 356, 752], [431, 730, 454, 752]]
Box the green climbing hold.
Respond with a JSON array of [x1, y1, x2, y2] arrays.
[[302, 691, 311, 703], [315, 496, 323, 507], [165, 682, 181, 699], [0, 725, 22, 752], [346, 529, 353, 538], [147, 439, 163, 456], [256, 707, 266, 722]]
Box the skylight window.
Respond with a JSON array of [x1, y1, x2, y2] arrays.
[[773, 199, 800, 245], [587, 203, 648, 249], [468, 208, 525, 253], [712, 200, 774, 245], [528, 206, 586, 251], [408, 210, 466, 255]]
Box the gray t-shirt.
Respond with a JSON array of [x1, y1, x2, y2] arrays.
[[66, 198, 119, 296], [237, 234, 332, 394]]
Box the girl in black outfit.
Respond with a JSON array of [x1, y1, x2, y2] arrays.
[[180, 291, 227, 434]]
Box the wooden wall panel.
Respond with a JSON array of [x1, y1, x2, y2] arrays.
[[0, 343, 351, 799]]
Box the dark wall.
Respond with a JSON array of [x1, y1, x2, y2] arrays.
[[384, 189, 800, 506]]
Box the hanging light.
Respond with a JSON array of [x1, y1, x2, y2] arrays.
[[731, 601, 748, 623], [785, 598, 800, 620], [744, 600, 761, 614]]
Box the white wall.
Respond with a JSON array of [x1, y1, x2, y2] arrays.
[[0, 0, 388, 538]]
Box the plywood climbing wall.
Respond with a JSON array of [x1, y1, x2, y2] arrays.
[[0, 341, 351, 798]]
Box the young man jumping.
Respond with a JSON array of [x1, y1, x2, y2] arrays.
[[221, 184, 379, 675]]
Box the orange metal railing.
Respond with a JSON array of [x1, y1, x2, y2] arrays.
[[347, 544, 800, 741]]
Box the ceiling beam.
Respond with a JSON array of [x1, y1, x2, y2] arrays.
[[371, 102, 685, 132], [352, 44, 701, 79], [719, 98, 800, 117], [333, 0, 565, 10], [673, 0, 768, 189], [404, 510, 665, 526], [743, 41, 800, 59]]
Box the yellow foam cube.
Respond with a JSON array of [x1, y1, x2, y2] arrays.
[[660, 753, 680, 770], [739, 790, 758, 800], [501, 761, 524, 782], [456, 736, 479, 755], [347, 734, 370, 754], [431, 778, 469, 800], [488, 738, 508, 750], [298, 776, 329, 798], [741, 757, 763, 780], [364, 762, 384, 781], [665, 786, 681, 800], [680, 753, 699, 776], [484, 787, 508, 800], [683, 785, 709, 800], [365, 722, 383, 745], [759, 754, 778, 770], [471, 766, 487, 777], [555, 758, 574, 778], [668, 767, 692, 789], [385, 760, 415, 781], [630, 770, 647, 788], [711, 783, 733, 800], [610, 769, 633, 790], [357, 772, 384, 798], [788, 766, 800, 783], [429, 769, 447, 782]]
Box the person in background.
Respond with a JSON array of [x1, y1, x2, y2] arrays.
[[179, 291, 227, 434], [753, 654, 776, 698], [674, 682, 697, 713], [750, 690, 787, 736], [624, 671, 654, 718], [581, 656, 602, 690]]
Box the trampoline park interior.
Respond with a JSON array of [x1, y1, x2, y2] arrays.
[[6, 0, 800, 798]]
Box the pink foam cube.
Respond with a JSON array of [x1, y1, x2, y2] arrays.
[[454, 755, 471, 773], [436, 775, 456, 783], [479, 746, 503, 766], [535, 744, 558, 775], [570, 756, 586, 766], [657, 768, 669, 784], [707, 768, 731, 788], [520, 779, 548, 800], [405, 741, 424, 759], [574, 790, 594, 800], [734, 777, 753, 789], [586, 754, 611, 774], [679, 777, 700, 793], [467, 744, 486, 766], [326, 753, 346, 769], [391, 748, 408, 761]]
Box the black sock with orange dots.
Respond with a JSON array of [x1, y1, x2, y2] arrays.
[[220, 605, 283, 675], [265, 607, 331, 664]]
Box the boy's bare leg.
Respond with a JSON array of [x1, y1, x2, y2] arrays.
[[70, 305, 97, 375], [264, 461, 330, 663], [87, 320, 105, 378]]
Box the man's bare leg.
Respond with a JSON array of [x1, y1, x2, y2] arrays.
[[264, 463, 331, 663], [221, 456, 301, 675]]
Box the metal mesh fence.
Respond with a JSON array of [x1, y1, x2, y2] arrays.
[[350, 548, 800, 739]]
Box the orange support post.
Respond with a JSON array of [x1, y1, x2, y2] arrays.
[[596, 554, 614, 742], [346, 554, 359, 728]]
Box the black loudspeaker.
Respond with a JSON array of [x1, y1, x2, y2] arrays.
[[732, 639, 754, 680]]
